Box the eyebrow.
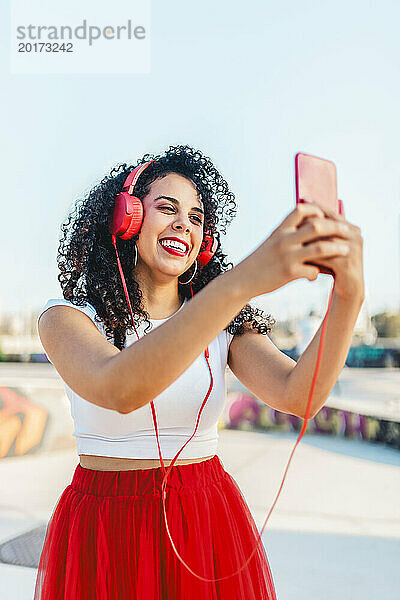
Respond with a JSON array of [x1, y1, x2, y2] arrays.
[[153, 195, 204, 216]]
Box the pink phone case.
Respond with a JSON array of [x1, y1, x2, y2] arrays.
[[295, 152, 344, 276]]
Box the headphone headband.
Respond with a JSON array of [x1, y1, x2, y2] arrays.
[[122, 160, 154, 194]]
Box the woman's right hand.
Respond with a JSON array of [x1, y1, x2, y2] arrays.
[[235, 201, 351, 298]]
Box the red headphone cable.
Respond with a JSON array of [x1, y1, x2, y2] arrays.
[[112, 233, 336, 583]]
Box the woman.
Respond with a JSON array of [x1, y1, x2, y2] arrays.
[[34, 144, 364, 599]]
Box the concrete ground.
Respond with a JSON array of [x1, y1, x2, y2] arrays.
[[0, 428, 399, 599]]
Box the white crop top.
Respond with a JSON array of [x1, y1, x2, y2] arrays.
[[37, 297, 235, 459]]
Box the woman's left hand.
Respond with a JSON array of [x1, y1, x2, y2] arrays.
[[309, 202, 365, 302]]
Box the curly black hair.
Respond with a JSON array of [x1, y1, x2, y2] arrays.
[[57, 144, 275, 350]]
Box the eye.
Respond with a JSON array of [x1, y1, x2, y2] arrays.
[[159, 206, 203, 225]]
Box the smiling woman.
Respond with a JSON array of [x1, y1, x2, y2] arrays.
[[34, 144, 278, 600], [157, 197, 203, 254], [134, 173, 204, 290]]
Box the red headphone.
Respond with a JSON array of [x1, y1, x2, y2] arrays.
[[108, 158, 337, 586], [109, 160, 218, 266]]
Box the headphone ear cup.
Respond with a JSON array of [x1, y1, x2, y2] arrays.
[[197, 231, 218, 266], [109, 192, 144, 239]]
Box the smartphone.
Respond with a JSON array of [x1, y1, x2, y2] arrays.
[[295, 152, 344, 276]]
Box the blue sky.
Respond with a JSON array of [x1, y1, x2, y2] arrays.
[[1, 0, 399, 321]]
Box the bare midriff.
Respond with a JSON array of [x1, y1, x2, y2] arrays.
[[79, 454, 215, 471]]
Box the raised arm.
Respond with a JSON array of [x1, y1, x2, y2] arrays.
[[38, 268, 250, 414], [39, 201, 347, 415]]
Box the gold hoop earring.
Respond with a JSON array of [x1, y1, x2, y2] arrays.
[[178, 260, 197, 285]]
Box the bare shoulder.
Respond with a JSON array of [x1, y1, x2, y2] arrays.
[[228, 321, 298, 415], [38, 304, 99, 339], [227, 320, 260, 364], [38, 305, 120, 409]]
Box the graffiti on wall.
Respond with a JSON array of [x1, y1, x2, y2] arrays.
[[219, 391, 399, 449], [0, 387, 48, 458]]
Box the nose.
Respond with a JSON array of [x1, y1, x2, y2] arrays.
[[172, 214, 191, 233]]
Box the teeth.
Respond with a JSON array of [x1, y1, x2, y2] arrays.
[[159, 240, 187, 253]]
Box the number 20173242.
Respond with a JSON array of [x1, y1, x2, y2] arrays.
[[18, 42, 73, 53]]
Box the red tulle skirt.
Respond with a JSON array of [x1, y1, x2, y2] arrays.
[[34, 455, 276, 599]]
